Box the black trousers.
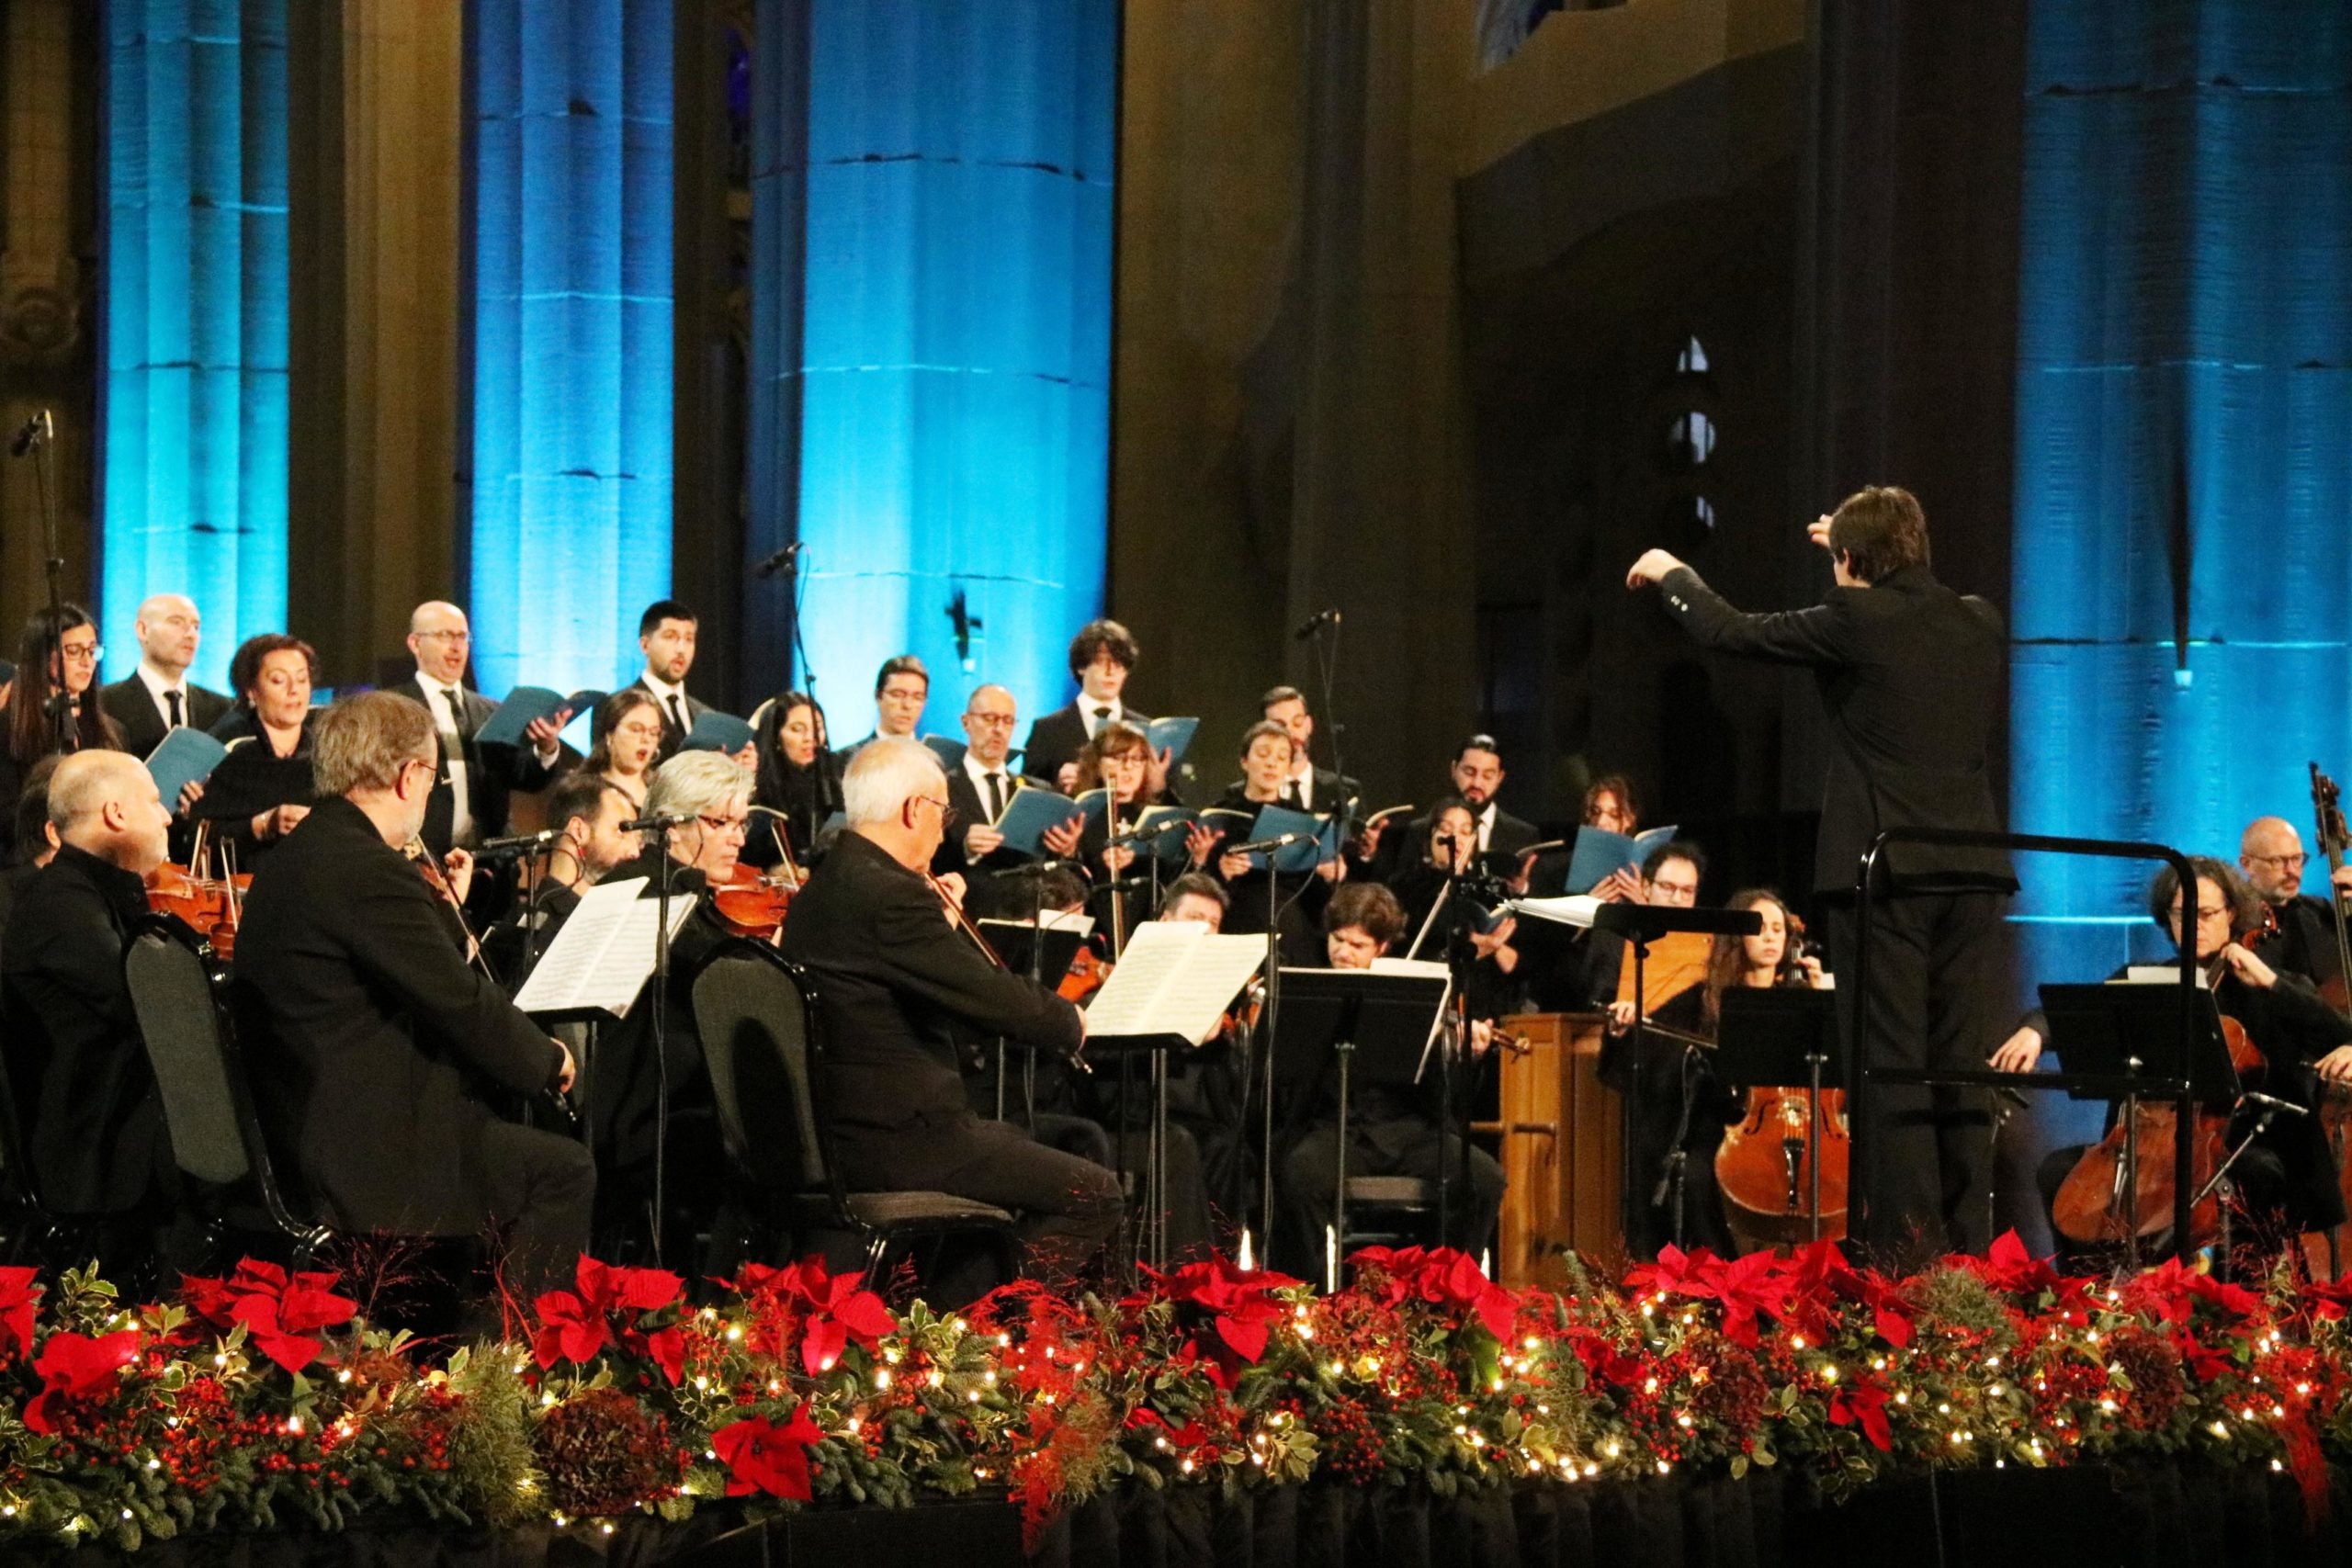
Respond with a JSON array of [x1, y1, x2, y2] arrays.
[[1827, 890, 2008, 1262], [476, 1120, 598, 1302], [835, 1112, 1125, 1286]]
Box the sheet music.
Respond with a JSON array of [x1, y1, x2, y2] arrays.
[[2120, 964, 2209, 987], [1082, 921, 1264, 1043], [1507, 895, 1601, 929], [514, 877, 699, 1017]]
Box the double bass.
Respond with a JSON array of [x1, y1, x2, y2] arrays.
[[2300, 764, 2352, 1279]]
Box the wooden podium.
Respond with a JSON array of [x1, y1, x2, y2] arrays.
[[1479, 1012, 1624, 1287]]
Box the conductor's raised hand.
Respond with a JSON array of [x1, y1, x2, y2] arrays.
[[1806, 513, 1835, 552], [1625, 548, 1685, 589]]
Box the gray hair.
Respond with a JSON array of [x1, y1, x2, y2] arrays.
[[842, 736, 944, 826], [313, 691, 435, 797], [646, 750, 752, 821]]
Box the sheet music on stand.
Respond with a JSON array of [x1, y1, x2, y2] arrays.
[[514, 876, 699, 1019], [1083, 919, 1266, 1044]]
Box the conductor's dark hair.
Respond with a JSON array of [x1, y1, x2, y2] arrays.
[[1324, 881, 1406, 948], [1642, 839, 1708, 886], [2147, 856, 2258, 934], [1826, 486, 1930, 583], [1067, 618, 1139, 677], [638, 599, 697, 637], [874, 654, 929, 696]]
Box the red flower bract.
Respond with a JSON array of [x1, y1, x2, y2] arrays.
[[25, 1329, 140, 1434], [1142, 1255, 1301, 1373], [737, 1258, 897, 1377], [1347, 1246, 1518, 1343], [0, 1266, 40, 1365], [711, 1408, 824, 1500], [532, 1256, 686, 1381]]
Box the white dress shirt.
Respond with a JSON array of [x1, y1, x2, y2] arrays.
[[136, 660, 192, 732], [962, 750, 1015, 824], [414, 672, 475, 845]]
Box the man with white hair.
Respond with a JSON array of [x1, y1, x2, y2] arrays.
[[233, 692, 591, 1301], [99, 592, 231, 757], [781, 736, 1122, 1289], [1, 751, 178, 1272]]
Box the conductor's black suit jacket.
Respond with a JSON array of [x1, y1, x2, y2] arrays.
[[232, 797, 564, 1235], [778, 829, 1081, 1158], [1657, 563, 2015, 897]]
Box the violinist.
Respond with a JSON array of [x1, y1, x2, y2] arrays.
[[0, 604, 121, 861], [1274, 883, 1505, 1275], [196, 635, 320, 863], [1600, 887, 1825, 1259], [1997, 858, 2352, 1265], [748, 690, 840, 870], [0, 751, 182, 1280], [2239, 816, 2352, 1001], [579, 690, 664, 811], [778, 737, 1121, 1292], [231, 693, 590, 1303]]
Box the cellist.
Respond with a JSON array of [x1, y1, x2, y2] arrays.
[[1994, 857, 2352, 1267]]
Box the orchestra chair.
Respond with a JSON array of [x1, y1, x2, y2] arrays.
[[1339, 1174, 1440, 1253], [691, 940, 1019, 1293], [124, 919, 334, 1270]]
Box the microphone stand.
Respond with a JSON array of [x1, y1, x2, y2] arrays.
[[649, 826, 684, 1261], [11, 414, 71, 753], [1303, 612, 1346, 808], [1253, 836, 1329, 1251]]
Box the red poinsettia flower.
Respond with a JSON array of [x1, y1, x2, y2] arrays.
[[24, 1329, 141, 1434], [1623, 1245, 1787, 1348], [1126, 1406, 1214, 1450], [176, 1260, 357, 1373], [2123, 1256, 2261, 1326], [1345, 1245, 1519, 1342], [1965, 1230, 2063, 1298], [1778, 1240, 1914, 1349], [532, 1256, 686, 1379], [1148, 1255, 1302, 1371], [754, 1258, 897, 1377], [0, 1267, 40, 1365], [711, 1408, 825, 1500], [1827, 1373, 1893, 1451], [2303, 1275, 2352, 1322]]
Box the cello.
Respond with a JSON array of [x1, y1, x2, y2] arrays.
[[2298, 763, 2352, 1279], [1713, 914, 1849, 1245], [2050, 903, 2275, 1249]]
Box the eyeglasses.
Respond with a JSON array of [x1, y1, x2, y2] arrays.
[[416, 629, 471, 645], [909, 795, 961, 830], [59, 641, 101, 663], [2175, 903, 2232, 922], [696, 814, 750, 838], [2245, 852, 2306, 871], [965, 712, 1017, 729]]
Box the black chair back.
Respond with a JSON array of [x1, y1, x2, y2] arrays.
[[692, 941, 836, 1206]]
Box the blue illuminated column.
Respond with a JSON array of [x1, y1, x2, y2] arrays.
[[463, 0, 673, 698], [750, 0, 1115, 728], [2010, 0, 2352, 982], [99, 0, 290, 694]]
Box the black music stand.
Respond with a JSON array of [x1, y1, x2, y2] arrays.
[[975, 920, 1087, 987], [2035, 980, 2244, 1268], [1079, 1031, 1183, 1273], [1270, 968, 1452, 1285], [1714, 987, 1841, 1242], [1586, 903, 1763, 1258]]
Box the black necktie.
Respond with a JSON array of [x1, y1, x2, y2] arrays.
[[1091, 704, 1111, 734], [165, 690, 184, 729], [985, 771, 1006, 821], [666, 694, 686, 738]]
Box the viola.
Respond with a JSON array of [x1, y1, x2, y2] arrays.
[[2052, 910, 2275, 1249]]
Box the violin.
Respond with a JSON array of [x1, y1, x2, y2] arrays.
[[407, 838, 497, 979], [2051, 904, 2275, 1249], [1057, 944, 1112, 1003], [711, 864, 797, 942], [146, 825, 250, 961]]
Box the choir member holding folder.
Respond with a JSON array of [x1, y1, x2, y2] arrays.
[[391, 602, 564, 862], [1024, 619, 1180, 799], [581, 691, 665, 810], [932, 684, 1040, 882], [1068, 721, 1216, 923], [1209, 720, 1344, 965], [196, 635, 321, 863], [98, 593, 231, 759]]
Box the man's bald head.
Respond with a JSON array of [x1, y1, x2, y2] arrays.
[[406, 601, 472, 684], [2240, 816, 2307, 904], [961, 683, 1018, 768], [132, 592, 201, 675], [49, 750, 170, 874]]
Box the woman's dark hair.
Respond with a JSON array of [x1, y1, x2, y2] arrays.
[[1068, 618, 1139, 677], [753, 690, 831, 807], [585, 688, 663, 775], [1583, 773, 1640, 830], [1238, 718, 1295, 761], [1700, 888, 1803, 1027], [1826, 485, 1930, 583], [227, 633, 320, 707], [1422, 795, 1477, 863], [8, 604, 114, 764], [1073, 720, 1150, 795], [2147, 856, 2259, 937]]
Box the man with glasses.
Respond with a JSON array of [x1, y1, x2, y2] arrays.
[[1998, 857, 2352, 1269], [933, 683, 1038, 880], [781, 736, 1121, 1294], [2238, 816, 2352, 1002], [232, 692, 590, 1305], [394, 601, 566, 863]]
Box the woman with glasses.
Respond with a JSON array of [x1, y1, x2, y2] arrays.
[[581, 690, 666, 810], [2000, 856, 2352, 1269], [196, 634, 322, 863], [0, 604, 122, 860], [1066, 720, 1213, 928]]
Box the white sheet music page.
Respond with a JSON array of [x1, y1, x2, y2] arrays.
[[514, 877, 699, 1017], [1082, 923, 1267, 1043]]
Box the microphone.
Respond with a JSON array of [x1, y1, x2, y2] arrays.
[[2242, 1090, 2310, 1118], [990, 857, 1080, 878], [1225, 831, 1308, 855], [476, 827, 564, 860], [1292, 607, 1340, 641], [622, 808, 695, 834], [8, 410, 51, 458], [751, 541, 805, 579]]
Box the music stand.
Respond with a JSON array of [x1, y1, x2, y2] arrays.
[[1713, 987, 1840, 1242], [975, 920, 1087, 987], [1587, 903, 1763, 1258], [2034, 980, 2243, 1267], [1271, 968, 1452, 1284]]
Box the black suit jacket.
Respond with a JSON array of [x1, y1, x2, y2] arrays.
[[0, 845, 163, 1213], [231, 797, 564, 1235], [932, 761, 1040, 878], [1022, 702, 1153, 791], [1658, 563, 2014, 895], [392, 677, 557, 855], [609, 676, 710, 762], [100, 675, 232, 760], [779, 829, 1081, 1152]]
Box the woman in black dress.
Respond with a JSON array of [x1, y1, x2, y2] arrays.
[[0, 604, 120, 859], [195, 634, 320, 864], [746, 690, 841, 871]]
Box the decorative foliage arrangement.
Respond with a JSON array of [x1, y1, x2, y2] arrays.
[[0, 1236, 2347, 1552]]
